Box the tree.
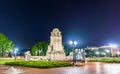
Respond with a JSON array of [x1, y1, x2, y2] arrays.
[[0, 33, 14, 57], [31, 41, 49, 56], [63, 44, 72, 56]]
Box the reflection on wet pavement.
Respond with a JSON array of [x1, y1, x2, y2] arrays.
[[3, 67, 24, 74], [1, 62, 120, 74]]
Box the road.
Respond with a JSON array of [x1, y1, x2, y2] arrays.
[[1, 62, 120, 74]]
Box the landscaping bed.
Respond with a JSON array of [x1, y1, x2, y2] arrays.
[[87, 58, 120, 63], [5, 61, 72, 68]]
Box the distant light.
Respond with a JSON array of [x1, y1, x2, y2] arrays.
[[109, 44, 117, 48], [69, 40, 73, 45], [69, 40, 78, 46], [96, 51, 99, 55], [14, 51, 17, 54], [14, 48, 19, 51], [74, 41, 77, 46], [117, 52, 120, 54], [105, 50, 110, 53]]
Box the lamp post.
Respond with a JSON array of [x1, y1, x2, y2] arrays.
[[69, 40, 77, 65], [10, 50, 13, 58], [110, 44, 117, 57], [110, 44, 117, 62], [13, 48, 18, 60]]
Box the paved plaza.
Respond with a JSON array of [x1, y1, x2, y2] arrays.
[[1, 62, 120, 74]]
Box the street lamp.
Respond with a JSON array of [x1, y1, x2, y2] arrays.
[[10, 50, 14, 58], [69, 40, 78, 65], [14, 48, 18, 60], [109, 44, 117, 62], [69, 40, 77, 47], [109, 44, 117, 57]]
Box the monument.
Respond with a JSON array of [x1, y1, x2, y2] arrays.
[[24, 51, 31, 61], [46, 28, 66, 61]]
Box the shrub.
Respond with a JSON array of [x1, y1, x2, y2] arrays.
[[5, 61, 72, 68]]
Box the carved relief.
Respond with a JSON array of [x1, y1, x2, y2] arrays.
[[54, 39, 60, 42]]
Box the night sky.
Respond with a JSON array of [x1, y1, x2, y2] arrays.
[[0, 0, 120, 49]]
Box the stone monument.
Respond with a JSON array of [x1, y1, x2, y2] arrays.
[[46, 28, 66, 61], [24, 51, 31, 61]]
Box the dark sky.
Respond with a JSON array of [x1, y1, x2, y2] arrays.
[[0, 0, 120, 48]]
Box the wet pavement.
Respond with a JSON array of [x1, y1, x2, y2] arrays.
[[1, 62, 120, 74]]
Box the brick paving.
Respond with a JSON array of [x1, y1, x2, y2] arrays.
[[1, 62, 120, 74]]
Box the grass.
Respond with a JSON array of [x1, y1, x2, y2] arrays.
[[5, 61, 72, 68], [0, 58, 24, 64], [87, 58, 120, 63], [0, 58, 72, 68]]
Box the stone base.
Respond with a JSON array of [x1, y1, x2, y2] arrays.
[[47, 53, 66, 61]]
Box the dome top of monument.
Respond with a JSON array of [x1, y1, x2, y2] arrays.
[[52, 28, 60, 32], [51, 28, 61, 37]]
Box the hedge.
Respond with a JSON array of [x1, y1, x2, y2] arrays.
[[5, 61, 72, 68], [87, 58, 120, 63]]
